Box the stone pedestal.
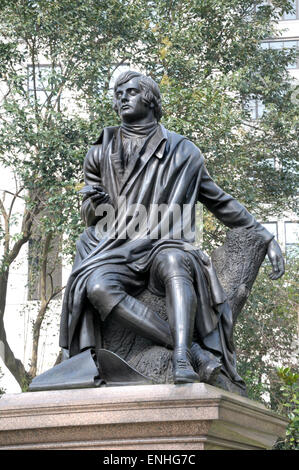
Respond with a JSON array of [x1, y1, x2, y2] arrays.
[[0, 383, 288, 450]]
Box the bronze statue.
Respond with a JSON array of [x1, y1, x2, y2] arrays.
[[29, 71, 285, 393]]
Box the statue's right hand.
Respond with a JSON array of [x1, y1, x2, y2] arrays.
[[80, 185, 110, 206], [90, 192, 110, 206]]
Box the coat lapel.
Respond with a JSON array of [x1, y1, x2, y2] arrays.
[[119, 124, 168, 195], [93, 125, 168, 197]]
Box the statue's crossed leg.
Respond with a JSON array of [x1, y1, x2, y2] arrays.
[[86, 248, 221, 384]]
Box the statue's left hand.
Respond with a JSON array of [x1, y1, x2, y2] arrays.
[[267, 239, 285, 280]]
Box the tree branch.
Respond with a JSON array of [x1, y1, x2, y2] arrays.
[[8, 187, 24, 220], [0, 195, 10, 255]]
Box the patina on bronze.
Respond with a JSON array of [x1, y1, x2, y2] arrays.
[[29, 71, 284, 393]]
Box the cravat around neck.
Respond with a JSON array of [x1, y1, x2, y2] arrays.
[[120, 121, 158, 138]]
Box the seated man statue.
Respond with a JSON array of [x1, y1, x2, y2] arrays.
[[59, 70, 284, 389]]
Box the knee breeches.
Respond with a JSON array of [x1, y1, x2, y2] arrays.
[[86, 248, 195, 320]]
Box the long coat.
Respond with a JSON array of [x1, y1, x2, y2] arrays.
[[59, 124, 273, 387]]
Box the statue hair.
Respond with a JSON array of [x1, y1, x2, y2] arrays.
[[113, 70, 162, 121]]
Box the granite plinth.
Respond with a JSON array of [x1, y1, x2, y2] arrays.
[[0, 383, 288, 450]]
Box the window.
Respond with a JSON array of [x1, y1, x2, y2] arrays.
[[28, 215, 62, 301], [27, 64, 61, 105], [285, 221, 299, 258], [245, 98, 266, 120], [28, 237, 40, 300], [261, 40, 299, 69], [27, 237, 62, 301], [256, 0, 271, 12], [281, 0, 299, 20]]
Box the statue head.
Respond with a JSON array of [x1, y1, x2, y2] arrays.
[[113, 70, 162, 122]]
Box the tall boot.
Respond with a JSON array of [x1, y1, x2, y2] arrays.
[[190, 342, 222, 384], [111, 295, 173, 349], [165, 277, 200, 384]]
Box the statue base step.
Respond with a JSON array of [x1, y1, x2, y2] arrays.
[[0, 383, 288, 450]]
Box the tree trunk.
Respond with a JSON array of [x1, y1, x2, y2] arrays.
[[0, 270, 29, 388], [0, 194, 42, 388]]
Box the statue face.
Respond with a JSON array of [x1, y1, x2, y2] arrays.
[[114, 77, 154, 124]]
